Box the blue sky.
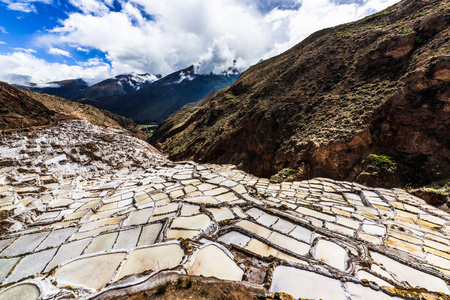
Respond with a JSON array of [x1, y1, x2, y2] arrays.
[[0, 0, 400, 86]]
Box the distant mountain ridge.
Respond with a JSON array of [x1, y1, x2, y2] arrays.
[[19, 72, 162, 101], [72, 73, 161, 100], [16, 67, 238, 124], [78, 66, 239, 123]]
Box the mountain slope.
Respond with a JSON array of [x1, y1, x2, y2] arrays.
[[151, 0, 450, 188], [0, 81, 54, 130], [0, 81, 146, 139], [79, 66, 239, 123], [71, 73, 161, 100]]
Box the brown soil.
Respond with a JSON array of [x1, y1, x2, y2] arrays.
[[96, 278, 260, 300]]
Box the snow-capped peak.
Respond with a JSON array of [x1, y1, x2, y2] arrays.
[[114, 73, 162, 91]]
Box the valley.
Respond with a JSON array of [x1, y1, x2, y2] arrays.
[[0, 0, 449, 299]]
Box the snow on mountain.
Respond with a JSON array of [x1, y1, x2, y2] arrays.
[[114, 73, 162, 90]]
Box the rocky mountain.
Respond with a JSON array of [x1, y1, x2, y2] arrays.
[[71, 73, 161, 100], [0, 81, 146, 139], [78, 66, 239, 123], [19, 78, 89, 100], [151, 0, 450, 191]]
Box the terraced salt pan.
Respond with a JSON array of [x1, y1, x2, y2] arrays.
[[218, 231, 251, 247], [69, 224, 118, 241], [235, 220, 271, 239], [362, 223, 386, 236], [113, 228, 141, 250], [137, 223, 162, 246], [357, 270, 393, 287], [346, 282, 402, 300], [215, 192, 239, 202], [188, 245, 243, 281], [267, 231, 310, 255], [0, 257, 20, 282], [123, 208, 153, 226], [168, 229, 200, 239], [44, 238, 92, 272], [154, 202, 179, 215], [80, 216, 125, 232], [288, 225, 313, 244], [185, 196, 218, 204], [270, 266, 347, 300], [207, 207, 235, 222], [314, 239, 348, 271], [1, 121, 450, 299], [171, 214, 211, 230], [54, 252, 126, 290], [271, 218, 296, 234], [256, 213, 279, 227], [180, 204, 200, 216], [84, 232, 118, 254], [118, 243, 184, 279], [370, 251, 450, 294], [35, 227, 78, 251], [0, 284, 40, 300], [245, 239, 278, 257], [0, 238, 15, 253], [4, 248, 57, 284], [1, 232, 49, 256]]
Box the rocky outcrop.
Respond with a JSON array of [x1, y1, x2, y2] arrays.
[[151, 0, 450, 190]]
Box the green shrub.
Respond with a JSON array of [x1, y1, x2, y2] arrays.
[[362, 154, 397, 172]]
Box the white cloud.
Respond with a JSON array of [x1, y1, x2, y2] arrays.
[[76, 46, 90, 53], [0, 41, 6, 45], [4, 0, 400, 84], [48, 47, 72, 57], [0, 26, 8, 34], [67, 0, 110, 15], [0, 0, 52, 13], [0, 51, 113, 86], [12, 47, 37, 53]]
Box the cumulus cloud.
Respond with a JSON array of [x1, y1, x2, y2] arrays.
[[76, 46, 90, 53], [2, 0, 400, 85], [0, 50, 113, 85], [67, 0, 110, 15], [48, 47, 72, 57], [0, 0, 52, 13]]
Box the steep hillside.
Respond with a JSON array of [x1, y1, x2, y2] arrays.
[[79, 66, 239, 123], [0, 82, 146, 139], [71, 73, 161, 100], [0, 81, 54, 130], [151, 0, 450, 189], [24, 90, 148, 140]]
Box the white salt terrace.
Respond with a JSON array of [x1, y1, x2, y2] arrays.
[[0, 120, 449, 299]]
